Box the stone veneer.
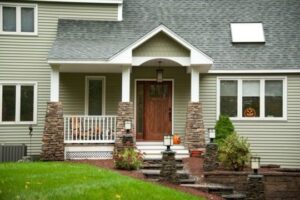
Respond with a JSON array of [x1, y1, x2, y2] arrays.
[[203, 143, 219, 171], [160, 151, 178, 183], [115, 102, 135, 152], [40, 102, 64, 161], [185, 102, 206, 150], [246, 174, 265, 200]]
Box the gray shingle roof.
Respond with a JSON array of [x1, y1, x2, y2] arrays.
[[48, 0, 300, 70]]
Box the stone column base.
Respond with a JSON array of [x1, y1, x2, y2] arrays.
[[160, 151, 178, 183], [114, 102, 135, 153], [185, 102, 205, 150], [40, 102, 64, 161], [203, 143, 219, 171], [246, 174, 265, 200]]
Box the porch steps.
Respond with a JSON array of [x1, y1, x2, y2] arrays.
[[142, 163, 184, 170], [142, 169, 197, 184], [136, 142, 190, 160], [180, 183, 234, 195]]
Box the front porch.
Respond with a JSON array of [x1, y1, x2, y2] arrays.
[[42, 26, 213, 160]]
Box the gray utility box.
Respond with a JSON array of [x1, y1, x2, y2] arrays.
[[0, 144, 27, 162]]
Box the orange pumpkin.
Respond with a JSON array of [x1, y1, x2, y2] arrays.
[[173, 134, 181, 144]]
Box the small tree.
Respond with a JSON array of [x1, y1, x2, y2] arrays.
[[215, 115, 235, 144], [218, 133, 251, 171]]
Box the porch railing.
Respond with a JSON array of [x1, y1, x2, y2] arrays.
[[64, 115, 117, 143]]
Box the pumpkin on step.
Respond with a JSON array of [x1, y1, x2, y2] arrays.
[[173, 134, 181, 144]]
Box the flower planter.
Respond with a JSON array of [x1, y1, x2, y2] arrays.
[[190, 149, 204, 157]]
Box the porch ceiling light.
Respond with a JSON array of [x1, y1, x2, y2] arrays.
[[163, 135, 173, 151], [208, 128, 216, 143], [156, 61, 163, 83], [251, 156, 261, 174]]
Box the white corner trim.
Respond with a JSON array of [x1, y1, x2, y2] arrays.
[[216, 76, 287, 121], [85, 76, 106, 115], [117, 4, 122, 21], [209, 69, 300, 74]]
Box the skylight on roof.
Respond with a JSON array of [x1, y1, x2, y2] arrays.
[[230, 23, 265, 43]]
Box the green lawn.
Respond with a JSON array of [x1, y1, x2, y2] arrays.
[[0, 162, 204, 200]]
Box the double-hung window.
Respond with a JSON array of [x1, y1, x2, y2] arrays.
[[0, 83, 37, 124], [218, 77, 286, 120], [0, 3, 37, 35]]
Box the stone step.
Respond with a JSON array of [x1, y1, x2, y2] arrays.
[[222, 193, 247, 200], [144, 177, 197, 184], [137, 145, 186, 150], [143, 154, 189, 160], [142, 169, 190, 179], [140, 149, 190, 155], [181, 183, 234, 195], [142, 163, 184, 170], [143, 158, 183, 165]]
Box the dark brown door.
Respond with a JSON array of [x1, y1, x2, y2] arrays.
[[142, 81, 172, 140]]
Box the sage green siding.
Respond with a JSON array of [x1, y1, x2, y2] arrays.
[[133, 32, 190, 57], [200, 74, 300, 168], [0, 2, 118, 155], [60, 73, 121, 115]]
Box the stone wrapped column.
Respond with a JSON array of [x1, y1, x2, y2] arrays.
[[160, 151, 178, 183], [40, 102, 64, 161], [246, 174, 265, 200], [203, 143, 219, 171], [115, 102, 135, 153], [185, 102, 205, 150]]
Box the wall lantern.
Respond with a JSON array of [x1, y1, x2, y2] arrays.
[[208, 128, 216, 143], [156, 61, 163, 83], [251, 156, 261, 174], [125, 121, 132, 133], [163, 135, 173, 151]]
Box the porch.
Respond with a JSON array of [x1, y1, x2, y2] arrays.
[[42, 26, 213, 160]]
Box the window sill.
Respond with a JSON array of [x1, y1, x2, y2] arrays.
[[0, 32, 38, 36], [0, 121, 37, 125], [229, 117, 287, 122]]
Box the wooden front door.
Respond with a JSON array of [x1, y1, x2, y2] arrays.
[[136, 81, 172, 141]]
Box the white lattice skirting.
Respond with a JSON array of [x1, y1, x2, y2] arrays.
[[65, 146, 114, 160]]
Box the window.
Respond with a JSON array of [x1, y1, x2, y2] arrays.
[[85, 77, 106, 115], [230, 23, 265, 43], [218, 77, 286, 120], [0, 4, 37, 35], [0, 83, 37, 124]]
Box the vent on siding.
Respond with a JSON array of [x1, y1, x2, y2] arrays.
[[65, 151, 113, 160], [0, 144, 27, 162]]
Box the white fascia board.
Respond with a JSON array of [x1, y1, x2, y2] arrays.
[[110, 24, 213, 66], [28, 0, 122, 4], [208, 69, 300, 74]]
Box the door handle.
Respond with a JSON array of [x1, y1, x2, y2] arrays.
[[169, 108, 172, 121]]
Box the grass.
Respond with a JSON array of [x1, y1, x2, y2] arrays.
[[0, 162, 204, 200]]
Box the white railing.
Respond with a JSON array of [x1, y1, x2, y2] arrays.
[[64, 115, 117, 143]]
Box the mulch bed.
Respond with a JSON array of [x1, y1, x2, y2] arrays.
[[71, 159, 223, 200]]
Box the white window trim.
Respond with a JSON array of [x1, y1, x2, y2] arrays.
[[85, 76, 106, 115], [216, 76, 287, 121], [0, 82, 38, 125], [0, 3, 38, 35]]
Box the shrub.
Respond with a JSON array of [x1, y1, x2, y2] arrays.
[[215, 115, 235, 144], [218, 133, 251, 171], [114, 148, 143, 170]]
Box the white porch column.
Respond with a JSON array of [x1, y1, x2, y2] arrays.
[[191, 66, 200, 102], [122, 66, 131, 102], [50, 65, 60, 102]]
